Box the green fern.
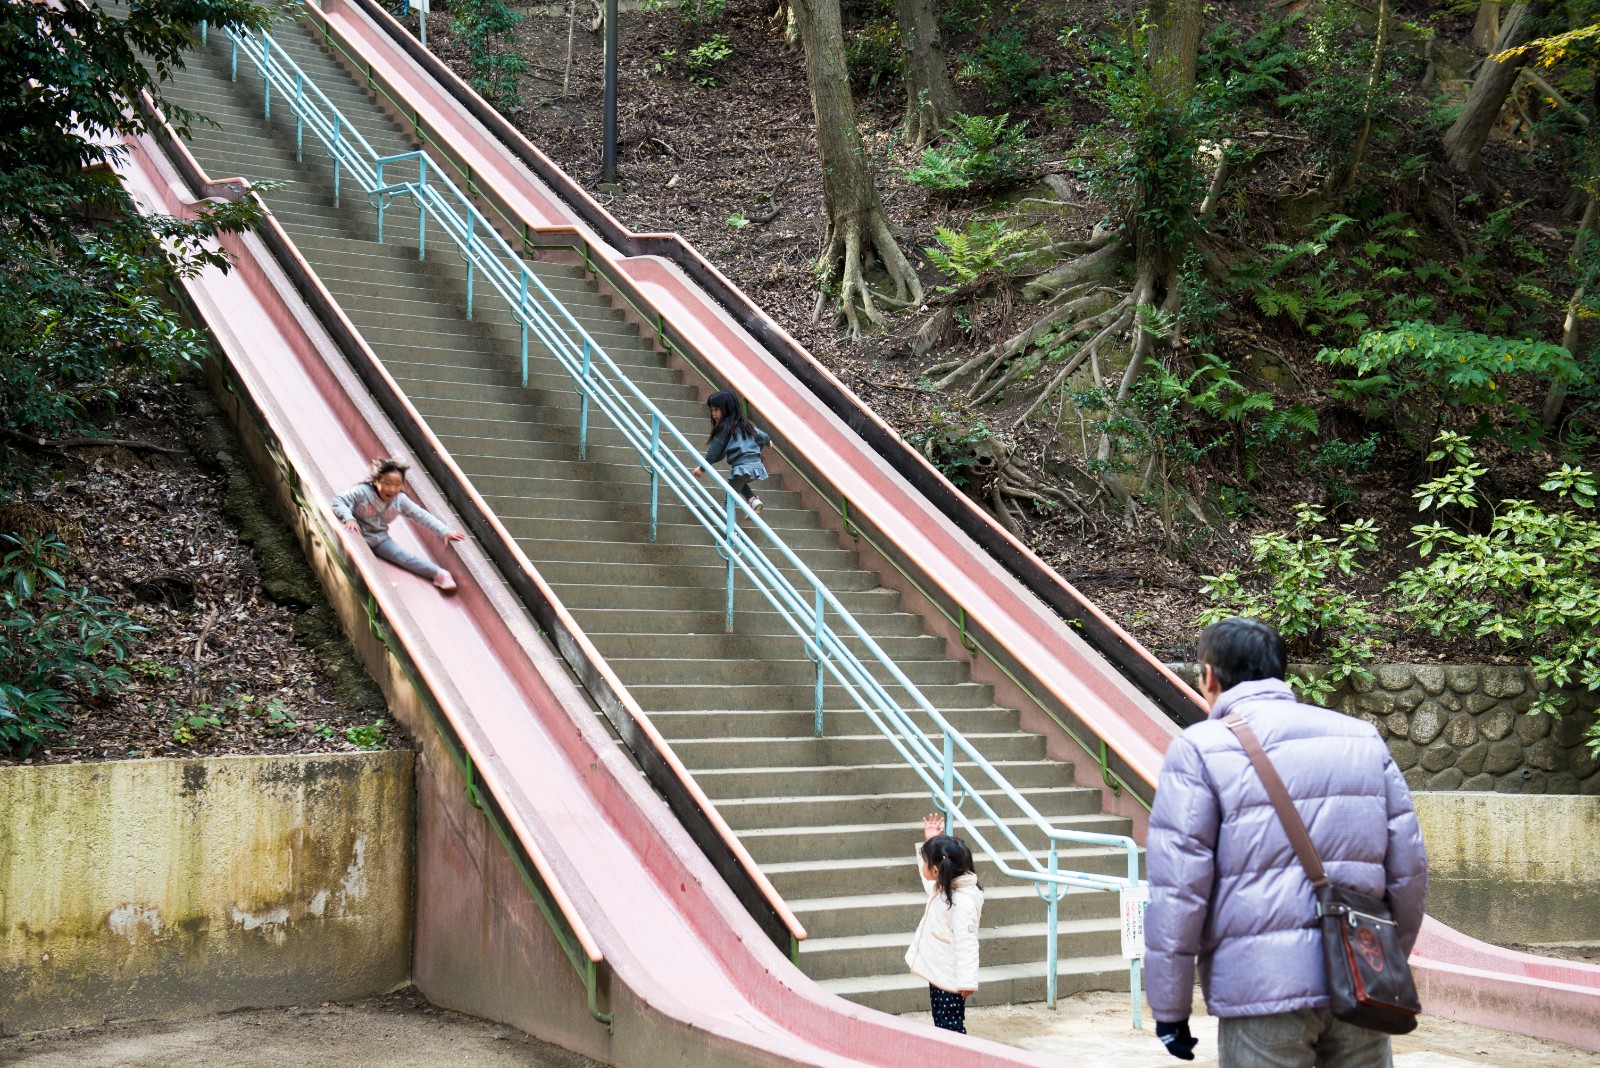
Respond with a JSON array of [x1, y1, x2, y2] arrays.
[[924, 220, 1036, 287]]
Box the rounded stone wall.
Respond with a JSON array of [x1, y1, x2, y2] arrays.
[[1165, 663, 1600, 794]]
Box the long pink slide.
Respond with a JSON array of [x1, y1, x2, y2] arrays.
[[115, 0, 1600, 1058]]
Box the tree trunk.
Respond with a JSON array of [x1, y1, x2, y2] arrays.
[[1443, 0, 1550, 174], [1119, 0, 1203, 399], [1343, 0, 1390, 191], [791, 0, 923, 336], [1542, 195, 1596, 430], [894, 0, 959, 149], [1471, 2, 1500, 51]]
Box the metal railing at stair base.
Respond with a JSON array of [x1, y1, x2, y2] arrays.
[[221, 21, 1146, 1018]]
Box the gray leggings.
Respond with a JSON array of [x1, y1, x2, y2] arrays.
[[372, 536, 442, 580]]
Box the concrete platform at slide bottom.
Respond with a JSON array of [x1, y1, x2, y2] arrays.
[[1, 989, 1593, 1068]]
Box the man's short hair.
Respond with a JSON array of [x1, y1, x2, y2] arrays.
[[1196, 617, 1287, 693]]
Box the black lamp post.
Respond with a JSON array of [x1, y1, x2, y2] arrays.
[[600, 0, 618, 185]]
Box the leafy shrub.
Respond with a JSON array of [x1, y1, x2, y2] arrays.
[[0, 534, 143, 757], [905, 409, 997, 487], [847, 17, 901, 90], [1198, 504, 1380, 702], [685, 35, 732, 86], [346, 720, 389, 750], [958, 25, 1052, 105], [907, 113, 1036, 194], [923, 220, 1036, 288], [452, 0, 528, 108], [1317, 322, 1581, 443], [1392, 435, 1600, 726]]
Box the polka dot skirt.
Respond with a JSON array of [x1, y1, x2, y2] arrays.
[[929, 984, 967, 1034]]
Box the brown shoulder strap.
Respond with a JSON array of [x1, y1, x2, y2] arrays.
[[1223, 715, 1331, 889]]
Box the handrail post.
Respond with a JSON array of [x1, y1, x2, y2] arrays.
[[578, 340, 592, 461], [374, 159, 385, 243], [230, 36, 237, 81], [812, 589, 825, 738], [294, 72, 304, 161], [332, 114, 342, 205], [200, 19, 207, 44], [1047, 843, 1061, 1009], [465, 208, 475, 318], [648, 414, 661, 543], [263, 59, 271, 119], [724, 494, 736, 633], [942, 733, 955, 829], [519, 270, 530, 386], [417, 155, 429, 260]]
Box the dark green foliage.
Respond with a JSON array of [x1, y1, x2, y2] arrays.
[[0, 0, 274, 232], [452, 0, 528, 108], [1318, 321, 1581, 444], [906, 113, 1036, 194], [905, 409, 996, 487], [1073, 30, 1211, 257], [847, 16, 902, 90], [0, 0, 271, 442], [1274, 5, 1403, 178], [0, 535, 143, 757], [958, 25, 1052, 106]]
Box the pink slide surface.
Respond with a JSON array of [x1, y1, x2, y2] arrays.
[[122, 0, 1600, 1055]]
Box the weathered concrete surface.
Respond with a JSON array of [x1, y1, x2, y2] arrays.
[[0, 752, 414, 1035], [1412, 793, 1600, 944]]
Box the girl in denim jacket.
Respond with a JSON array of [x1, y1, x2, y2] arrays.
[[690, 390, 770, 513]]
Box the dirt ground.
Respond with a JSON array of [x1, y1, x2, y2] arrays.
[[0, 989, 603, 1068], [0, 379, 398, 769], [3, 988, 1593, 1067], [406, 2, 1585, 668]]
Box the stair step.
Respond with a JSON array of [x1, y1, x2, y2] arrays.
[[799, 918, 1122, 981], [821, 955, 1133, 1014]]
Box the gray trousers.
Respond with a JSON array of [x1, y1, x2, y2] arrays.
[[1219, 1009, 1392, 1068], [372, 536, 442, 580]]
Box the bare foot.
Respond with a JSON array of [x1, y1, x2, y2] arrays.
[[433, 570, 457, 592]]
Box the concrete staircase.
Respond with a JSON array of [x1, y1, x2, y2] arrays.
[[156, 19, 1134, 1013]]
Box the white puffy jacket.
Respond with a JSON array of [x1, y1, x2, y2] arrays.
[[904, 848, 983, 993]]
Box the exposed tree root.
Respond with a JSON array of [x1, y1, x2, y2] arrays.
[[1012, 305, 1135, 427], [1021, 234, 1128, 300], [813, 208, 924, 338], [927, 282, 1102, 390], [972, 295, 1131, 407]]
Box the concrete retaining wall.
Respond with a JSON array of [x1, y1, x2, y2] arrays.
[[0, 752, 413, 1035], [1413, 793, 1600, 944], [1167, 664, 1600, 793]]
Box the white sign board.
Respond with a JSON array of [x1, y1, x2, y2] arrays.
[[1120, 883, 1150, 960]]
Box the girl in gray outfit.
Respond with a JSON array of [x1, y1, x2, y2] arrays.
[[331, 458, 465, 591], [690, 390, 770, 513]]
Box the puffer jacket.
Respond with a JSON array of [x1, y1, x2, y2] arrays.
[[1144, 678, 1428, 1021], [905, 849, 983, 993]]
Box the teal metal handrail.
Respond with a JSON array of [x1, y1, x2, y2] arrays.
[[221, 21, 1145, 1019]]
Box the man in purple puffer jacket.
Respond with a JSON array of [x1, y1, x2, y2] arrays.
[[1145, 618, 1428, 1068]]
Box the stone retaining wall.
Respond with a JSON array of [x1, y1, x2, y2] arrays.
[[1166, 664, 1600, 794], [0, 752, 413, 1035]]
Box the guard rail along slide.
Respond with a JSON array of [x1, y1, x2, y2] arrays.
[[122, 0, 1600, 1059]]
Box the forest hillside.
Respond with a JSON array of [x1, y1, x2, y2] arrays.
[[423, 0, 1600, 724]]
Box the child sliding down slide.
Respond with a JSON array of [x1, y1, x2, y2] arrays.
[[332, 458, 465, 591]]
